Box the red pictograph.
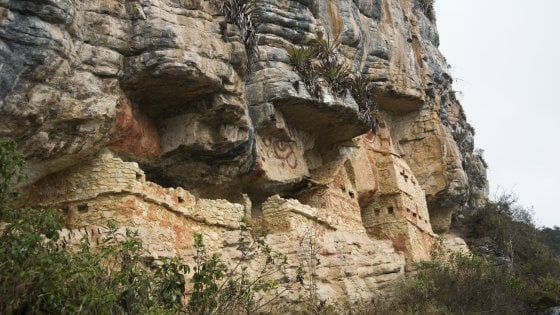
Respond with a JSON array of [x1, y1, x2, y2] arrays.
[[262, 137, 298, 169]]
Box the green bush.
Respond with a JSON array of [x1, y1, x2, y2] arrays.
[[459, 195, 560, 311], [396, 252, 528, 314], [467, 196, 560, 278], [187, 228, 289, 315], [0, 139, 187, 313], [0, 139, 25, 215], [0, 207, 189, 314], [332, 194, 560, 314], [539, 226, 560, 257]]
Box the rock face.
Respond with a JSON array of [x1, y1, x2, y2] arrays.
[[1, 0, 487, 303]]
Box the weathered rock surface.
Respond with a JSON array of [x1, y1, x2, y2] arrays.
[[1, 0, 486, 303]]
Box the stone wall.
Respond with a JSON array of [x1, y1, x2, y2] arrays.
[[22, 150, 407, 303]]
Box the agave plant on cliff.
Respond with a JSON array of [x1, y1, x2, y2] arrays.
[[320, 62, 351, 97], [287, 37, 379, 133], [211, 0, 260, 74], [349, 74, 379, 133]]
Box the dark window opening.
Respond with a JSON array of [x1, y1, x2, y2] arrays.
[[145, 171, 180, 188], [349, 191, 355, 198], [388, 207, 394, 215], [78, 204, 89, 213]]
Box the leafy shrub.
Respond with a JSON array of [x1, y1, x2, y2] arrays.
[[0, 207, 189, 314], [0, 139, 25, 214], [460, 195, 560, 311], [187, 227, 289, 315], [1, 139, 188, 314], [539, 226, 560, 258], [397, 252, 528, 314]]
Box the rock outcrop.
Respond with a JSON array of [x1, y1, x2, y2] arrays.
[[1, 0, 487, 303]]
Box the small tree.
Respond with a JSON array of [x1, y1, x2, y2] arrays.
[[188, 225, 290, 315]]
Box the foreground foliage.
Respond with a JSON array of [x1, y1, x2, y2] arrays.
[[187, 227, 289, 315], [0, 207, 188, 314], [0, 139, 24, 213], [539, 226, 560, 258], [380, 195, 560, 314], [310, 195, 560, 314], [462, 196, 560, 311], [0, 139, 187, 313], [396, 252, 528, 314]]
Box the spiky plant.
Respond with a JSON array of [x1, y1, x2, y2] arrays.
[[287, 45, 316, 73], [211, 0, 260, 74], [286, 35, 381, 133], [310, 35, 340, 68], [349, 74, 379, 133], [301, 68, 323, 99], [349, 74, 373, 107], [320, 62, 351, 97], [360, 106, 379, 134], [287, 45, 322, 97]]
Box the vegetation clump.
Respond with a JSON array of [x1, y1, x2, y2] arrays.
[[419, 0, 436, 21], [0, 209, 188, 313], [396, 251, 528, 314], [539, 226, 560, 258], [287, 36, 379, 132], [455, 195, 560, 311], [211, 0, 260, 74], [0, 138, 24, 213], [187, 226, 289, 315], [296, 193, 560, 314]]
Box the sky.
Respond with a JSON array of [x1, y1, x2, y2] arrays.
[[435, 0, 560, 228]]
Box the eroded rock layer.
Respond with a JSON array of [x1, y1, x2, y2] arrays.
[[1, 0, 487, 303]]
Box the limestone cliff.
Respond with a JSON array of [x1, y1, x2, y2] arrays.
[[0, 0, 487, 303]]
